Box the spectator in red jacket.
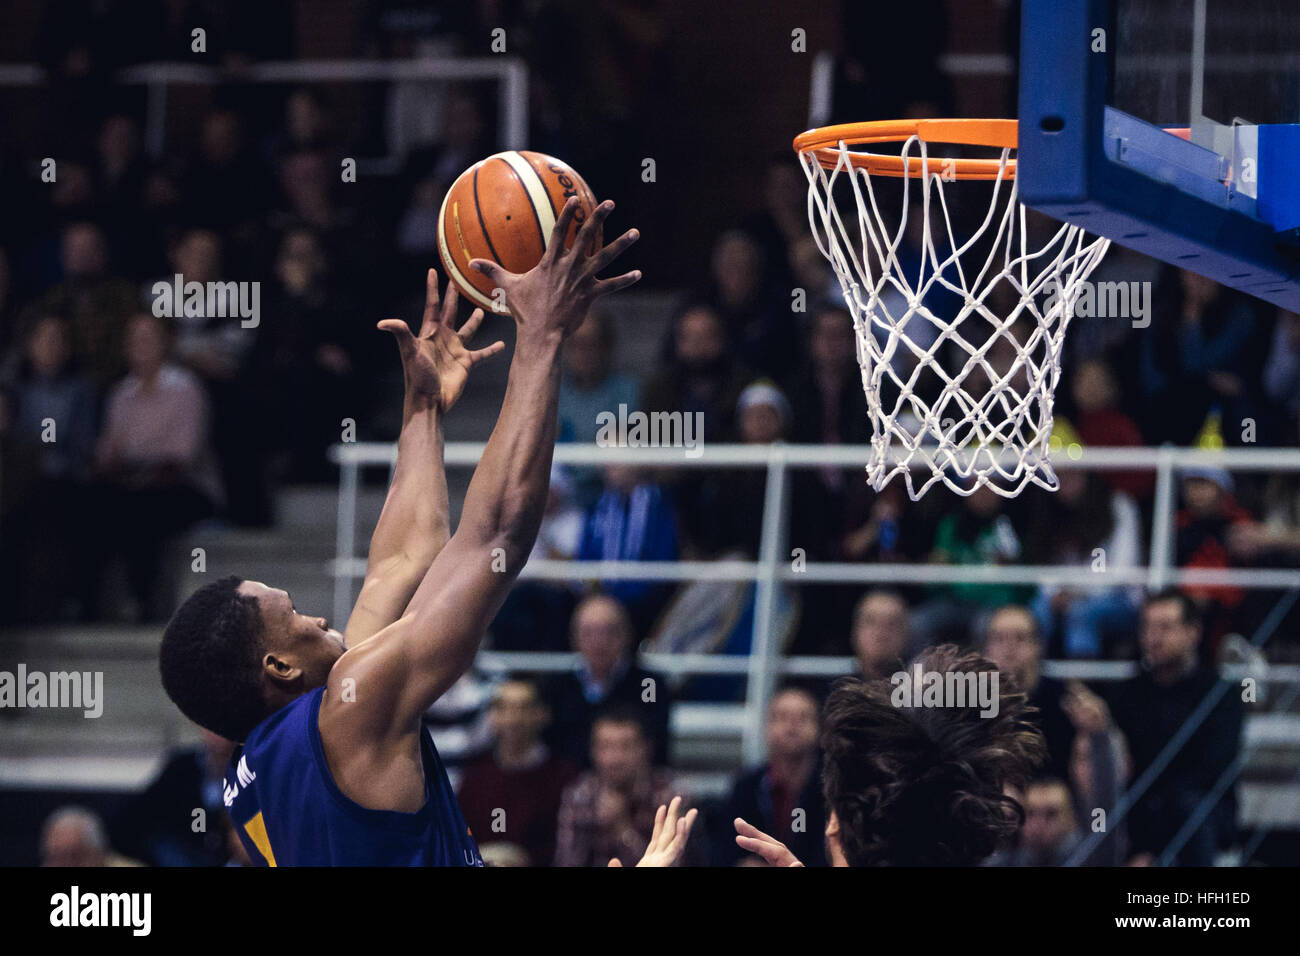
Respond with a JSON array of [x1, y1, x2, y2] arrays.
[[1176, 468, 1254, 647], [1070, 357, 1153, 501]]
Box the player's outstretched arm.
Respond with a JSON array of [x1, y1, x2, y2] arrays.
[[343, 270, 503, 650], [326, 198, 639, 744]]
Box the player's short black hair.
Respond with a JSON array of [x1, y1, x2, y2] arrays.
[[821, 644, 1045, 867], [160, 575, 268, 742]]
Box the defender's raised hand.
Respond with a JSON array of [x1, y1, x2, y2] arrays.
[[378, 269, 505, 413], [734, 817, 805, 867], [608, 796, 698, 867], [469, 197, 640, 341]]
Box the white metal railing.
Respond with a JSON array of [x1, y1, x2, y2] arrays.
[[331, 441, 1300, 763], [0, 58, 529, 165]]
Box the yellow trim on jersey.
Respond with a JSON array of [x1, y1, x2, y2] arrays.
[[243, 812, 278, 867]]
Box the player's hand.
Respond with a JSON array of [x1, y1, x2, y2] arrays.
[[469, 197, 640, 341], [734, 817, 805, 867], [608, 796, 697, 867], [378, 269, 505, 413]]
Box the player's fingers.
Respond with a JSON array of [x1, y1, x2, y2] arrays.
[[438, 276, 460, 329], [684, 806, 698, 834], [468, 341, 506, 365], [544, 196, 582, 262], [734, 817, 781, 848], [572, 199, 614, 258], [377, 319, 416, 353], [591, 269, 642, 298], [648, 802, 668, 847], [661, 814, 692, 864], [584, 227, 639, 276], [672, 807, 699, 856], [607, 858, 623, 867], [458, 307, 487, 341], [420, 269, 440, 335], [658, 796, 682, 851], [468, 258, 510, 287], [738, 833, 800, 867], [735, 834, 786, 864]]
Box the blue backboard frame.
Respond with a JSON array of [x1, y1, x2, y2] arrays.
[[1017, 0, 1300, 311]]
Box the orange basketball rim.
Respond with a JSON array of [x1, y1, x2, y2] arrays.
[[794, 119, 1019, 180]]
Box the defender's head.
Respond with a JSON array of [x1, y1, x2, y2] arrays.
[[820, 644, 1045, 867], [160, 576, 345, 742]]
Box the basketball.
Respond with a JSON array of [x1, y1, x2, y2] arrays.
[[437, 150, 601, 311]]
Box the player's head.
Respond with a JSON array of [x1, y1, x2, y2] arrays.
[[160, 576, 345, 742], [1140, 588, 1201, 675], [820, 644, 1045, 866], [982, 604, 1042, 693]]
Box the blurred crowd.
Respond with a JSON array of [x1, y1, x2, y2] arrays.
[[3, 0, 1295, 868], [8, 2, 1295, 651]]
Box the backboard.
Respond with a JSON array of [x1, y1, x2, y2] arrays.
[[1018, 0, 1300, 310]]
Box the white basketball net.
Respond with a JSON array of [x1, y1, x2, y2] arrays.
[[801, 135, 1111, 498]]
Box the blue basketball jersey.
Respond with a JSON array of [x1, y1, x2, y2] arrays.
[[223, 686, 484, 866]]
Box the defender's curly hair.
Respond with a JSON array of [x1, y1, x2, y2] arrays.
[[821, 644, 1045, 866]]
